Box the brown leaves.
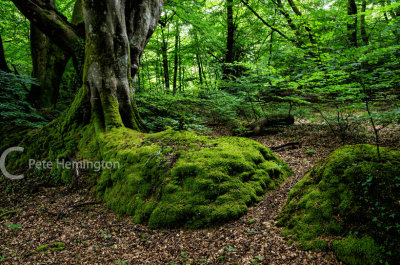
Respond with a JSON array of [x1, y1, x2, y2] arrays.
[[6, 122, 391, 264]]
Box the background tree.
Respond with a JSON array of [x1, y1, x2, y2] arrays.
[[28, 0, 69, 110]]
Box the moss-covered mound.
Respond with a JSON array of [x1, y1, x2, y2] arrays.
[[96, 128, 291, 228], [2, 123, 291, 228], [277, 145, 400, 265]]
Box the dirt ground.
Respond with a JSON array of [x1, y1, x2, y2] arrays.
[[1, 122, 398, 264]]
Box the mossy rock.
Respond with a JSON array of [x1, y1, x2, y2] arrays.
[[277, 144, 400, 265], [96, 128, 292, 229]]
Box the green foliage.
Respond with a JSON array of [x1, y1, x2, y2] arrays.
[[137, 90, 263, 133], [200, 90, 262, 124], [99, 230, 112, 239], [0, 2, 31, 74], [278, 145, 400, 264], [96, 127, 291, 228], [0, 71, 46, 129], [3, 222, 22, 231], [136, 91, 208, 133]]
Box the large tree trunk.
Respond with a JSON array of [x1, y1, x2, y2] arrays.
[[82, 0, 163, 132], [0, 33, 11, 73], [28, 0, 69, 110], [12, 0, 163, 132]]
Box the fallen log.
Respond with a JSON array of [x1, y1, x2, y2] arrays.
[[269, 142, 300, 151], [246, 114, 294, 136]]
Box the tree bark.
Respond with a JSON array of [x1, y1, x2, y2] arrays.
[[242, 114, 295, 136], [12, 0, 164, 132], [178, 34, 183, 92], [11, 0, 81, 55], [240, 0, 296, 46], [196, 53, 203, 85], [286, 0, 316, 45], [29, 0, 69, 110], [360, 0, 368, 45], [194, 32, 204, 85], [173, 21, 179, 95], [82, 0, 163, 131], [126, 0, 163, 91], [347, 0, 358, 47], [222, 0, 235, 81], [380, 0, 399, 38], [160, 26, 170, 91], [0, 33, 11, 73]]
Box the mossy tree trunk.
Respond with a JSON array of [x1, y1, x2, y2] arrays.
[[29, 0, 69, 110], [11, 0, 164, 132], [82, 0, 163, 131]]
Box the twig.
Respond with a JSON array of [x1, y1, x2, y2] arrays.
[[0, 210, 17, 219], [269, 142, 300, 150]]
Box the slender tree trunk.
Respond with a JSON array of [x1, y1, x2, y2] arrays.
[[360, 0, 368, 45], [380, 0, 399, 38], [0, 33, 11, 73], [161, 26, 170, 91], [29, 0, 69, 110], [347, 0, 358, 47], [146, 57, 152, 91], [181, 64, 186, 92], [155, 58, 160, 89], [268, 31, 274, 66], [137, 68, 142, 92], [196, 54, 203, 85], [178, 34, 183, 92], [173, 21, 179, 95], [193, 32, 204, 85], [201, 58, 208, 88], [222, 0, 235, 81], [286, 0, 316, 45]]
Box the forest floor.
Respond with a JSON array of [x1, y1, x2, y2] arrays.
[[1, 122, 399, 265]]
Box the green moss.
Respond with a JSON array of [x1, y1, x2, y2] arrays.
[[247, 219, 257, 225], [332, 235, 382, 265], [50, 242, 65, 251], [36, 244, 49, 252], [278, 144, 400, 264], [96, 128, 291, 229], [4, 119, 290, 229], [36, 242, 64, 253], [98, 94, 124, 130]]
